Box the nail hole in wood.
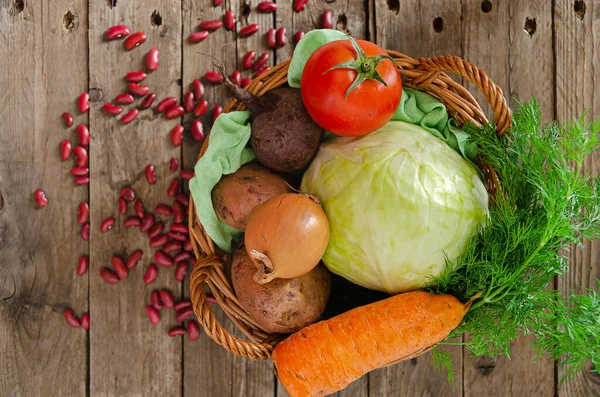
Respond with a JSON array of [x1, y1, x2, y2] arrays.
[[88, 88, 104, 102], [13, 0, 24, 13], [481, 0, 492, 13], [151, 10, 162, 26], [387, 0, 399, 14], [433, 17, 444, 33], [63, 10, 77, 30], [325, 0, 336, 3], [107, 0, 117, 8], [574, 1, 586, 20], [476, 357, 496, 376], [410, 358, 418, 366], [240, 1, 251, 20], [524, 17, 536, 36], [336, 14, 348, 32]]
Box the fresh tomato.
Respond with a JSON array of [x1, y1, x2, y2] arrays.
[[300, 38, 402, 136]]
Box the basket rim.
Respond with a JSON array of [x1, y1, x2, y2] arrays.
[[188, 49, 512, 361]]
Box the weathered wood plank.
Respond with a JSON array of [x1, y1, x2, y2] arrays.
[[88, 2, 183, 396], [555, 1, 600, 395], [462, 1, 555, 395], [0, 1, 89, 396]]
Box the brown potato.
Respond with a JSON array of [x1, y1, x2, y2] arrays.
[[231, 244, 331, 334], [212, 163, 291, 231]]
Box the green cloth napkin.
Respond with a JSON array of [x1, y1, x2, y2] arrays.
[[288, 29, 476, 163], [188, 111, 255, 253]]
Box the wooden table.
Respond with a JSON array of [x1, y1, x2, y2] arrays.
[[1, 0, 598, 396]]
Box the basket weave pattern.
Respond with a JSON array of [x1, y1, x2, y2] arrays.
[[188, 51, 511, 361]]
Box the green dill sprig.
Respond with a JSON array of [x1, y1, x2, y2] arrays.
[[427, 99, 600, 381]]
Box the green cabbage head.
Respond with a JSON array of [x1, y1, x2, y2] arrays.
[[301, 121, 488, 294]]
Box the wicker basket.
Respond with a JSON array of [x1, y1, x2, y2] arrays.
[[188, 51, 511, 361]]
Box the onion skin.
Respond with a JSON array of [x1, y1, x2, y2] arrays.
[[245, 193, 330, 283]]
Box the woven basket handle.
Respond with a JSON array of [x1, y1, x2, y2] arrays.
[[413, 56, 512, 136]]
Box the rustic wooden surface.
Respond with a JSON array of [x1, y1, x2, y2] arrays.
[[1, 0, 599, 396]]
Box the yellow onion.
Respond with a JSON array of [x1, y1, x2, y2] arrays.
[[244, 193, 330, 284]]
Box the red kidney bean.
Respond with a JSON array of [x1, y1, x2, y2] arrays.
[[146, 48, 160, 71], [106, 24, 130, 40], [189, 31, 210, 43], [146, 305, 161, 325], [64, 309, 80, 328], [128, 83, 149, 97], [239, 23, 259, 37], [187, 321, 200, 341], [179, 170, 194, 180], [140, 93, 156, 109], [144, 164, 157, 185], [100, 267, 119, 284], [256, 66, 271, 76], [170, 158, 179, 172], [184, 238, 193, 252], [120, 187, 136, 201], [206, 295, 218, 305], [175, 306, 194, 322], [322, 10, 333, 28], [115, 93, 135, 105], [167, 178, 180, 197], [147, 222, 164, 239], [155, 251, 174, 267], [61, 112, 74, 127], [165, 105, 185, 119], [174, 300, 192, 311], [174, 262, 189, 282], [151, 290, 162, 310], [157, 97, 177, 112], [168, 326, 186, 337], [293, 0, 308, 12], [144, 264, 158, 285], [76, 124, 90, 146], [213, 0, 223, 5], [191, 79, 205, 99], [103, 103, 123, 115], [231, 70, 242, 87], [60, 140, 72, 160], [252, 52, 269, 71], [74, 176, 90, 185], [78, 92, 90, 113], [212, 105, 222, 122], [76, 255, 89, 276], [159, 290, 174, 308], [190, 120, 204, 141], [172, 202, 186, 224], [175, 194, 189, 207], [169, 125, 183, 146], [173, 252, 191, 264], [112, 256, 128, 279], [80, 313, 90, 330], [126, 71, 147, 82], [121, 108, 139, 124], [74, 146, 88, 167], [183, 91, 195, 113], [127, 249, 143, 269], [267, 28, 276, 49], [163, 240, 182, 254], [224, 10, 235, 30], [77, 201, 89, 224], [134, 200, 145, 219], [193, 99, 209, 117], [204, 72, 223, 84], [242, 51, 256, 69], [276, 27, 287, 47], [125, 32, 147, 50], [294, 30, 305, 43], [81, 223, 90, 241], [123, 216, 141, 227], [169, 232, 187, 242], [171, 223, 189, 235], [100, 217, 115, 233], [118, 197, 127, 215], [149, 234, 168, 248], [200, 20, 223, 31], [257, 1, 277, 12], [71, 167, 89, 176], [140, 214, 155, 233], [241, 77, 252, 88]]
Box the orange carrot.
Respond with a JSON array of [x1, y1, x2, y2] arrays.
[[272, 291, 469, 397]]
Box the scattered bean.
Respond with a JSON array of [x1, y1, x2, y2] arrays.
[[212, 105, 222, 122], [121, 108, 139, 124], [145, 164, 157, 185], [190, 120, 204, 141], [100, 217, 115, 233], [64, 309, 80, 328], [140, 214, 156, 233], [174, 262, 189, 282], [127, 249, 143, 269], [187, 321, 200, 341], [172, 202, 186, 224], [173, 252, 191, 264], [103, 103, 123, 115], [175, 306, 194, 322], [193, 99, 209, 117], [134, 199, 145, 219], [241, 77, 252, 88], [242, 51, 256, 69], [155, 251, 174, 267], [123, 216, 141, 228], [115, 93, 135, 105], [77, 255, 89, 276], [276, 27, 287, 47], [80, 313, 90, 330], [267, 28, 276, 49], [157, 97, 177, 113], [257, 1, 277, 12], [165, 105, 185, 119], [170, 223, 189, 235], [144, 264, 158, 285], [167, 178, 180, 197], [61, 112, 74, 127], [78, 92, 90, 113], [74, 176, 90, 185], [191, 80, 205, 99], [128, 83, 149, 97], [256, 66, 271, 76], [293, 0, 308, 12], [146, 305, 161, 325], [168, 326, 186, 337], [112, 256, 128, 279], [163, 240, 182, 254], [322, 10, 333, 29], [213, 0, 223, 5], [60, 140, 72, 160], [204, 72, 223, 84], [140, 93, 156, 109], [252, 52, 269, 71], [169, 158, 179, 172], [120, 187, 136, 201], [199, 20, 223, 31], [118, 197, 128, 215], [74, 146, 88, 167], [126, 71, 147, 82], [125, 32, 147, 50], [146, 48, 160, 71], [151, 290, 163, 310], [295, 30, 305, 43], [239, 23, 259, 37], [174, 300, 192, 311], [224, 10, 235, 31], [71, 167, 89, 176], [180, 169, 194, 180], [100, 267, 119, 284], [169, 232, 187, 242], [184, 238, 193, 252], [231, 70, 242, 87], [159, 289, 174, 308], [189, 31, 209, 43], [106, 24, 130, 40], [147, 222, 164, 239], [149, 234, 169, 248], [81, 223, 90, 241], [175, 194, 189, 207], [77, 202, 89, 224]]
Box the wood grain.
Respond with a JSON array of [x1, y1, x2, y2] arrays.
[[555, 0, 600, 395], [0, 1, 89, 396], [88, 1, 183, 396]]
